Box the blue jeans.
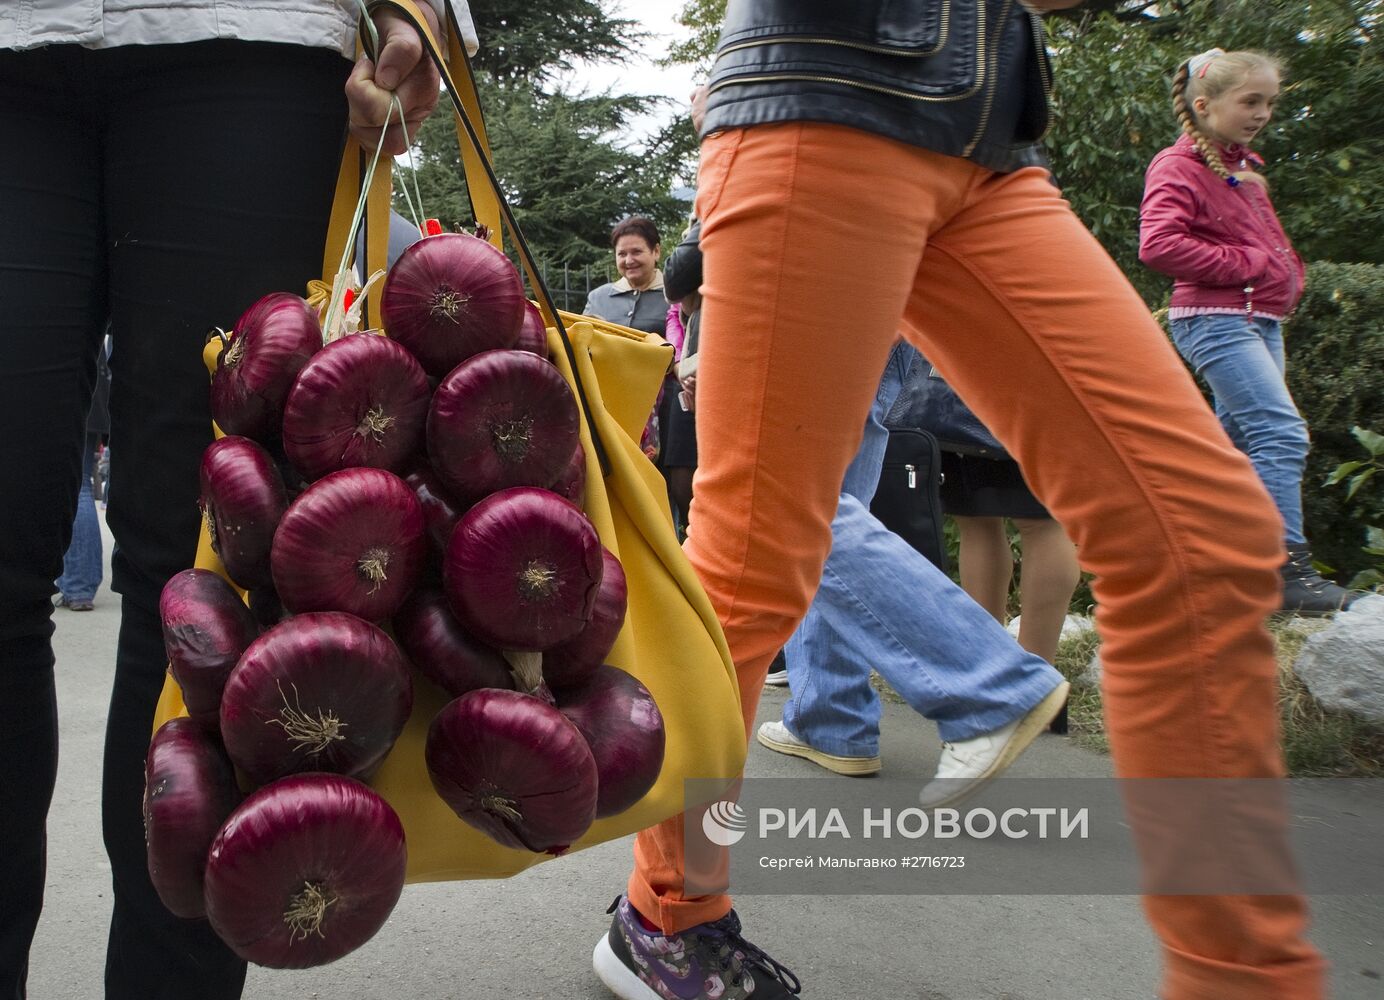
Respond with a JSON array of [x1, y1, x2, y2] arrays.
[[1169, 315, 1308, 547], [782, 342, 1064, 754], [55, 441, 103, 603]]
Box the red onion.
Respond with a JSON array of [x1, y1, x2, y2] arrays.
[[144, 718, 241, 919], [220, 612, 413, 785], [426, 689, 597, 854], [543, 547, 626, 690], [199, 436, 288, 590], [204, 773, 406, 969], [160, 569, 259, 723], [210, 293, 321, 441], [381, 232, 525, 377], [550, 442, 586, 506], [271, 468, 425, 621], [427, 350, 581, 504], [557, 665, 665, 819], [393, 588, 514, 698], [444, 487, 603, 652], [281, 333, 430, 481], [514, 301, 548, 357], [404, 463, 466, 555]]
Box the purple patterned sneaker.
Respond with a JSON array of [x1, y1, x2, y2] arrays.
[[593, 897, 800, 999]]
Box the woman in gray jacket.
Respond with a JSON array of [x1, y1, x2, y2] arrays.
[[0, 3, 468, 996]]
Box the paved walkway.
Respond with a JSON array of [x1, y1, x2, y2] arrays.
[[28, 513, 1384, 998]]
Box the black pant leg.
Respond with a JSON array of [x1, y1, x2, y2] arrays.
[[0, 47, 108, 1000], [95, 41, 350, 1000]]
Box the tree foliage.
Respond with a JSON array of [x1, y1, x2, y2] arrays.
[[403, 0, 690, 272]]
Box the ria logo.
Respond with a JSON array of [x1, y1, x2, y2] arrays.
[[701, 800, 748, 847]]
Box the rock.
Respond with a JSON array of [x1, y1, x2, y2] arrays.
[[1006, 613, 1096, 642], [1293, 594, 1384, 724], [1084, 649, 1103, 689]]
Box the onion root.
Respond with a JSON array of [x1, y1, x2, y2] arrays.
[[283, 881, 338, 943], [267, 680, 348, 756]]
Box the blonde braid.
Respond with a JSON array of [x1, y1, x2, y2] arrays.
[[1171, 60, 1233, 182]]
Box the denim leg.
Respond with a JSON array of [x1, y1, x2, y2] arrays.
[[783, 341, 1063, 751], [1170, 316, 1308, 546], [55, 443, 103, 603]]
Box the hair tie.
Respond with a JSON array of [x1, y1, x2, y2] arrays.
[[1188, 47, 1227, 79], [1226, 175, 1240, 188]]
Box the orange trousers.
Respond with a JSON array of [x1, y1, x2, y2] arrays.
[[626, 123, 1323, 999]]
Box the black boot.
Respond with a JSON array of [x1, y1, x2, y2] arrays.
[[1281, 544, 1357, 616]]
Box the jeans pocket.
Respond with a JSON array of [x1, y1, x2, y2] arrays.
[[693, 130, 743, 225]]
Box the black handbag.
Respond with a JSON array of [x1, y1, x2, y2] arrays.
[[885, 360, 1008, 460], [870, 427, 950, 574]]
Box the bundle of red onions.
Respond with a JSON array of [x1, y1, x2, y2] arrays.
[[210, 293, 321, 441], [153, 235, 675, 968], [203, 773, 406, 968], [381, 233, 526, 377]]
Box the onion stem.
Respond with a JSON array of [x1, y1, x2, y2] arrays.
[[267, 680, 348, 756], [201, 503, 221, 555], [430, 287, 470, 323], [489, 417, 534, 463], [502, 649, 545, 695], [283, 881, 338, 943], [223, 335, 245, 368], [356, 404, 396, 443], [357, 548, 391, 594]]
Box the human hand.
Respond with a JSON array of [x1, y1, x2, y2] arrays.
[[680, 374, 697, 412], [346, 4, 442, 155], [690, 85, 709, 135]]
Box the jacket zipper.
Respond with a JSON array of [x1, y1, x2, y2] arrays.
[[961, 0, 1010, 157], [717, 3, 953, 60], [1028, 10, 1053, 140], [708, 2, 983, 104]]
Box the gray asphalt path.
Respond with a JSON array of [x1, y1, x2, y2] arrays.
[[28, 513, 1383, 998]]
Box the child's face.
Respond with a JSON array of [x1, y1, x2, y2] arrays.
[[1195, 68, 1280, 147]]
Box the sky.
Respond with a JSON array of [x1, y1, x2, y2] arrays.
[[555, 0, 704, 147]]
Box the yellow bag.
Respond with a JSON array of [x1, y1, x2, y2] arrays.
[[152, 0, 746, 883]]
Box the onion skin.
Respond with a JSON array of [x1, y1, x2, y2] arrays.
[[220, 612, 413, 785], [281, 333, 430, 481], [444, 487, 603, 651], [550, 442, 586, 506], [204, 773, 406, 969], [271, 468, 425, 621], [393, 588, 514, 698], [210, 293, 321, 441], [426, 689, 597, 855], [199, 437, 288, 590], [381, 233, 525, 377], [543, 547, 626, 690], [557, 665, 665, 819], [427, 350, 581, 504], [144, 718, 241, 919], [514, 301, 548, 357], [404, 464, 466, 555], [160, 569, 259, 723]]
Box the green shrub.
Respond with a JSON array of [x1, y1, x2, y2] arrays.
[[1285, 262, 1384, 577]]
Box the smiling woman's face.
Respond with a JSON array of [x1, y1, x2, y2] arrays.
[[615, 234, 659, 289]]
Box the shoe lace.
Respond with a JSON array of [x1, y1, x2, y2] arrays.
[[705, 910, 802, 995]]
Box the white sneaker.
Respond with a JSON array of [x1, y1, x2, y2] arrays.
[[918, 681, 1070, 809], [756, 720, 881, 776], [763, 668, 790, 687]]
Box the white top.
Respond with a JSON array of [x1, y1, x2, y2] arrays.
[[0, 0, 477, 60]]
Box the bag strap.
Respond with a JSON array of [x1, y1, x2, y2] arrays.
[[325, 0, 611, 472]]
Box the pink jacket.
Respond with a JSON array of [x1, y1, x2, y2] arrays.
[[1139, 134, 1305, 317]]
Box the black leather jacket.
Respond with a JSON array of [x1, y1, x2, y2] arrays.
[[702, 0, 1053, 174]]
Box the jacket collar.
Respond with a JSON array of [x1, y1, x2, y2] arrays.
[[613, 270, 664, 294], [1173, 132, 1264, 169]]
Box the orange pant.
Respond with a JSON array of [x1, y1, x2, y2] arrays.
[[626, 123, 1323, 999]]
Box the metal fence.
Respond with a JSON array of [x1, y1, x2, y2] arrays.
[[537, 261, 608, 313]]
